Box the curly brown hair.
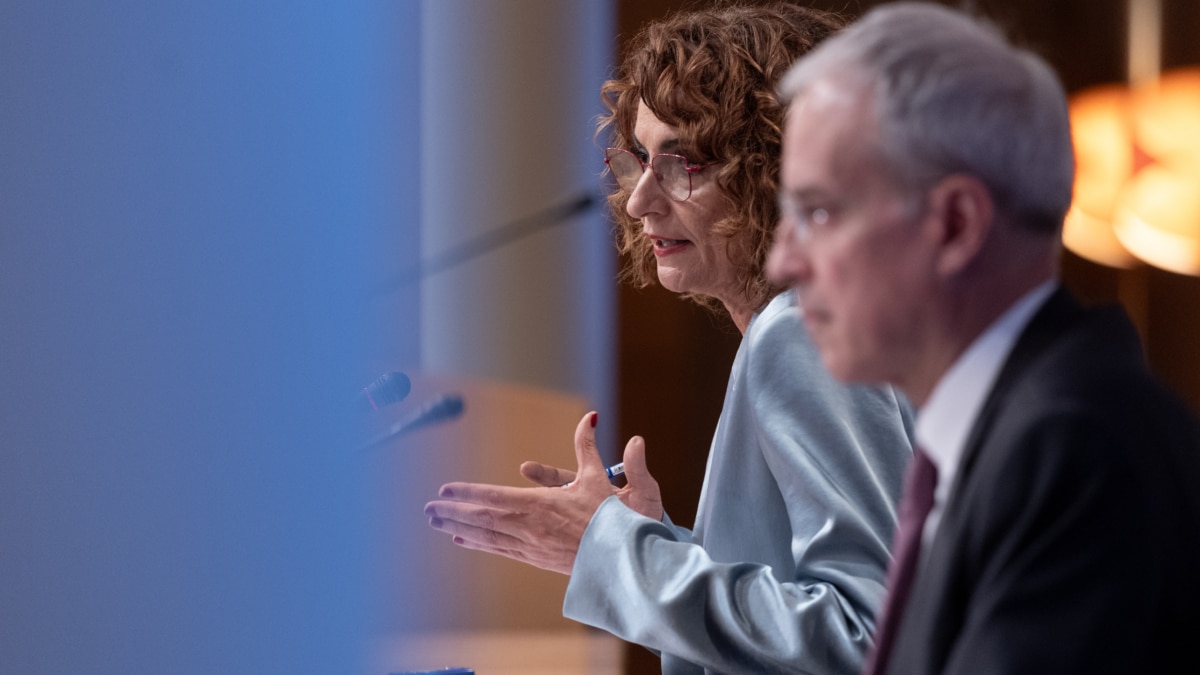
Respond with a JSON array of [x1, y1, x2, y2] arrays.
[[599, 1, 845, 313]]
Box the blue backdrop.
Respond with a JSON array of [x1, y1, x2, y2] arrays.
[[0, 1, 419, 671]]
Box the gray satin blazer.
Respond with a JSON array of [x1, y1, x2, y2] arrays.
[[564, 292, 913, 674]]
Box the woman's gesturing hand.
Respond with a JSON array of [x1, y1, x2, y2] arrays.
[[424, 412, 629, 575]]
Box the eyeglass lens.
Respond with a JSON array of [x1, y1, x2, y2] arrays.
[[605, 148, 693, 201]]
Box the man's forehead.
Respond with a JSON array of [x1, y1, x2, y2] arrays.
[[786, 80, 869, 154], [797, 76, 865, 112], [783, 78, 887, 197]]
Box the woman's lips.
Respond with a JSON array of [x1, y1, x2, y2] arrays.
[[651, 237, 690, 256]]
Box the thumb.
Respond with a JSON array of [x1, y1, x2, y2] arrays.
[[621, 435, 653, 490], [618, 435, 663, 521], [571, 411, 605, 478]]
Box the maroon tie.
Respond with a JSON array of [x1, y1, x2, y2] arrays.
[[863, 448, 939, 675]]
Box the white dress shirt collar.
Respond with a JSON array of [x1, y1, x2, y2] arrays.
[[916, 281, 1057, 549]]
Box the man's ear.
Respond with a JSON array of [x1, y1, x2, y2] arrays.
[[924, 173, 995, 277]]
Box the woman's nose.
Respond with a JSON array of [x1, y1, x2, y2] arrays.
[[625, 168, 667, 219]]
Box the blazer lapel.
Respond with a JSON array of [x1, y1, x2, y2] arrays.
[[943, 286, 1083, 518]]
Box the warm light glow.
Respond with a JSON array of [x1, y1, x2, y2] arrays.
[[1115, 165, 1200, 276], [1065, 67, 1200, 276], [1065, 85, 1140, 268], [1133, 67, 1200, 173], [1071, 86, 1135, 216], [1064, 206, 1140, 269]]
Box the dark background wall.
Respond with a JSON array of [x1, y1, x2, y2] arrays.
[[611, 1, 1199, 672]]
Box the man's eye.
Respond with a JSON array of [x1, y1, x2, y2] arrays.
[[807, 207, 831, 226]]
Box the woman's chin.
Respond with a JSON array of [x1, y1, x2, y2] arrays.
[[655, 269, 690, 296]]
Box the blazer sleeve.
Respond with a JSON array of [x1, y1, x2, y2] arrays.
[[563, 300, 912, 673]]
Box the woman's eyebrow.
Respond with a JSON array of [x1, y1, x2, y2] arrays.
[[630, 135, 682, 154]]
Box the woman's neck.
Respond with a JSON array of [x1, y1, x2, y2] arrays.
[[723, 298, 758, 335]]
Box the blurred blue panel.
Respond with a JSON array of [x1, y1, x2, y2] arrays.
[[0, 1, 419, 672]]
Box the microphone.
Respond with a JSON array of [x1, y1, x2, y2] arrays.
[[360, 393, 465, 450], [371, 192, 597, 295], [357, 371, 411, 412]]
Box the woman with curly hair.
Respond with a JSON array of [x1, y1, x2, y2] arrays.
[[425, 4, 913, 672]]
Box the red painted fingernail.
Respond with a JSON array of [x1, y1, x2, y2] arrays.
[[452, 536, 464, 545], [590, 412, 598, 428], [429, 517, 443, 529], [439, 487, 454, 498]]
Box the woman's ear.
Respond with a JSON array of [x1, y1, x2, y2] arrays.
[[924, 173, 995, 277]]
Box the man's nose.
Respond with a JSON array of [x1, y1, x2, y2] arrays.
[[766, 224, 811, 286]]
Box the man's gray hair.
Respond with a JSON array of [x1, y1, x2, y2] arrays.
[[780, 2, 1074, 234]]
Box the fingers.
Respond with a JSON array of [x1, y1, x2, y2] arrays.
[[426, 504, 525, 553], [422, 412, 614, 578], [424, 499, 504, 534], [434, 481, 545, 512], [524, 411, 604, 488], [424, 494, 580, 576], [425, 502, 557, 570], [424, 498, 541, 554], [520, 460, 576, 487]]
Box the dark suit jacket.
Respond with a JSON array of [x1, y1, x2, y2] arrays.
[[887, 288, 1200, 674]]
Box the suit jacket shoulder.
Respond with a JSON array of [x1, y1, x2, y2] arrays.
[[890, 289, 1200, 674]]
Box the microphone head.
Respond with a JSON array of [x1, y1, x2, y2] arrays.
[[359, 371, 411, 412], [401, 393, 465, 435], [357, 392, 464, 451], [430, 393, 464, 421]]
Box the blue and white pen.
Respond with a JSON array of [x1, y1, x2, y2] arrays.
[[561, 461, 625, 487]]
